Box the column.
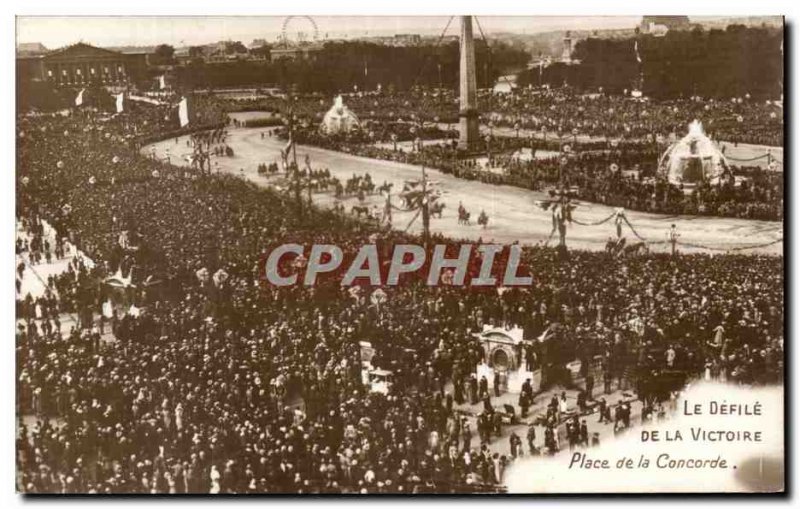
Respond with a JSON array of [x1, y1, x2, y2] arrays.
[[458, 16, 479, 151]]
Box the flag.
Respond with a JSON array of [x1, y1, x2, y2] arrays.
[[536, 323, 557, 343], [115, 93, 124, 113], [178, 97, 189, 127], [634, 41, 642, 63], [159, 75, 166, 90], [75, 89, 85, 106], [118, 231, 130, 250], [141, 275, 162, 287]]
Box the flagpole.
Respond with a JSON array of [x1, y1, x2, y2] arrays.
[[287, 94, 302, 218]]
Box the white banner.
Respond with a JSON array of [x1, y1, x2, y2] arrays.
[[115, 93, 124, 113], [178, 97, 189, 127], [75, 89, 85, 106]]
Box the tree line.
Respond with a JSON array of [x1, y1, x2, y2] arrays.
[[173, 40, 530, 93], [518, 25, 783, 99]]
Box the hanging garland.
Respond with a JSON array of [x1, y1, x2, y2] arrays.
[[677, 237, 783, 252], [622, 214, 649, 242], [403, 208, 422, 233], [571, 211, 616, 227]]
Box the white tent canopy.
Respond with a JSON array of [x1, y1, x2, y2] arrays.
[[320, 95, 360, 135], [658, 120, 728, 185]]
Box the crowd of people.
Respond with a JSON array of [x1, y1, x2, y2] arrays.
[[15, 95, 783, 494], [475, 88, 783, 148], [229, 87, 784, 147]]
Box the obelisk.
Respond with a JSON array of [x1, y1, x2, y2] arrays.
[[458, 15, 479, 151]]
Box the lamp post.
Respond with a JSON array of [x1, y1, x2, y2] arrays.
[[285, 98, 302, 219], [409, 116, 439, 244], [529, 133, 536, 160], [559, 143, 573, 185], [303, 152, 313, 213]]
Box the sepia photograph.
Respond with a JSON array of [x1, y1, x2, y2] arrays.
[[13, 9, 786, 496]]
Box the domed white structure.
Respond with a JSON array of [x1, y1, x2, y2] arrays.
[[657, 120, 728, 186], [320, 95, 360, 135]]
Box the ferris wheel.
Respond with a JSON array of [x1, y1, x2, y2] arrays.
[[281, 16, 320, 46]]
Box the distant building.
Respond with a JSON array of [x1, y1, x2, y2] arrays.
[[17, 42, 149, 88], [493, 75, 517, 94], [270, 44, 322, 61], [640, 16, 691, 33], [16, 42, 48, 57], [645, 23, 670, 37], [357, 34, 421, 47], [421, 34, 459, 46], [392, 34, 421, 46], [561, 31, 573, 63]]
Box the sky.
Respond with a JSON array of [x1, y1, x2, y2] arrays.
[[16, 16, 645, 49]]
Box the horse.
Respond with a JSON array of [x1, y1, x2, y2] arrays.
[[378, 182, 393, 195], [351, 205, 370, 218], [477, 210, 489, 229], [345, 176, 360, 196], [623, 241, 649, 257], [458, 208, 471, 225], [430, 202, 445, 218], [361, 181, 375, 195]]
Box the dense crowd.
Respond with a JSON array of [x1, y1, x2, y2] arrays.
[[16, 99, 783, 494], [228, 87, 783, 147], [475, 88, 783, 148]]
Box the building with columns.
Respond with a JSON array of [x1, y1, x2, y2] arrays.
[[17, 42, 149, 89]]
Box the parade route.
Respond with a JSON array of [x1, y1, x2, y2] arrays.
[[146, 125, 782, 255]]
